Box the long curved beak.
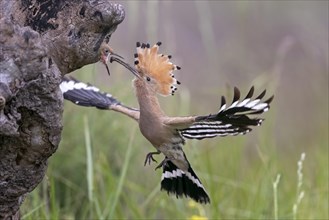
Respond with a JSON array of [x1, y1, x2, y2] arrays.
[[110, 53, 124, 60], [110, 56, 141, 79]]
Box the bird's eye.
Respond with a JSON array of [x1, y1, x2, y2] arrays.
[[104, 49, 109, 55], [146, 77, 151, 82]]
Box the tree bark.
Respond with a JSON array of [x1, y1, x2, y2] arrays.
[[0, 0, 124, 218]]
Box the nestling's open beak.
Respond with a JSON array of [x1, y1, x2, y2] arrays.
[[100, 55, 111, 76], [110, 56, 141, 79], [99, 45, 125, 76]]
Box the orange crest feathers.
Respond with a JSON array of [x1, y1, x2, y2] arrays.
[[134, 42, 181, 96]]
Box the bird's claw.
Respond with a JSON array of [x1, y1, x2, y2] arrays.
[[155, 158, 169, 170], [144, 152, 159, 166]]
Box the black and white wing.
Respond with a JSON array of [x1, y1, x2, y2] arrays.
[[179, 87, 274, 140], [60, 76, 121, 110]]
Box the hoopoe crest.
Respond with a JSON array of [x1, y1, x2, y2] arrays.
[[134, 42, 181, 96]]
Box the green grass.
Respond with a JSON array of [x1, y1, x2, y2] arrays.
[[20, 78, 328, 219], [21, 1, 328, 219]]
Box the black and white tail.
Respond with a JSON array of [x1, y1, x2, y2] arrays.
[[180, 86, 274, 140], [60, 76, 123, 110], [161, 157, 210, 204]]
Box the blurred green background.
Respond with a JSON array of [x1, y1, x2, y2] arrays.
[[22, 1, 328, 219]]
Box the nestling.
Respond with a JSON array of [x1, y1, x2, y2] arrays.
[[99, 42, 124, 76]]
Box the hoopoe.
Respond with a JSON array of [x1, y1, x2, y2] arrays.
[[99, 42, 124, 76], [60, 76, 272, 140], [61, 42, 273, 203], [109, 41, 273, 204]]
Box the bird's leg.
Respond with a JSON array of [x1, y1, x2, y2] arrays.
[[155, 158, 170, 170], [144, 150, 161, 166]]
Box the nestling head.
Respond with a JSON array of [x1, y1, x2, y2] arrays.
[[133, 42, 181, 96], [99, 43, 124, 76]]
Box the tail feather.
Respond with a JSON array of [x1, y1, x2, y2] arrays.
[[180, 87, 273, 140], [60, 76, 120, 109], [160, 157, 210, 204]]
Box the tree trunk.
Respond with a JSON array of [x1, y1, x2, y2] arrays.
[[0, 0, 124, 218]]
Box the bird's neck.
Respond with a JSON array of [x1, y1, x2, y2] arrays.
[[134, 79, 165, 119]]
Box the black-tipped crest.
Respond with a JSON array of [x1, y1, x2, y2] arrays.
[[134, 42, 181, 96]]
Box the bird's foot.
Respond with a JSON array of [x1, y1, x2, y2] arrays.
[[144, 151, 161, 166], [155, 158, 170, 170]]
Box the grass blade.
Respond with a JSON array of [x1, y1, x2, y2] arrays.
[[84, 116, 94, 217], [107, 125, 137, 218], [273, 174, 281, 220]]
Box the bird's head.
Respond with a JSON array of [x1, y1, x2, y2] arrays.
[[132, 42, 181, 96], [99, 43, 124, 76], [110, 42, 181, 96]]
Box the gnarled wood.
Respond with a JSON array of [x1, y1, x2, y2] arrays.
[[0, 0, 124, 218]]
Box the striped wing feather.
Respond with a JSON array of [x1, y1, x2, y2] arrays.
[[180, 87, 274, 140], [60, 76, 120, 110]]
